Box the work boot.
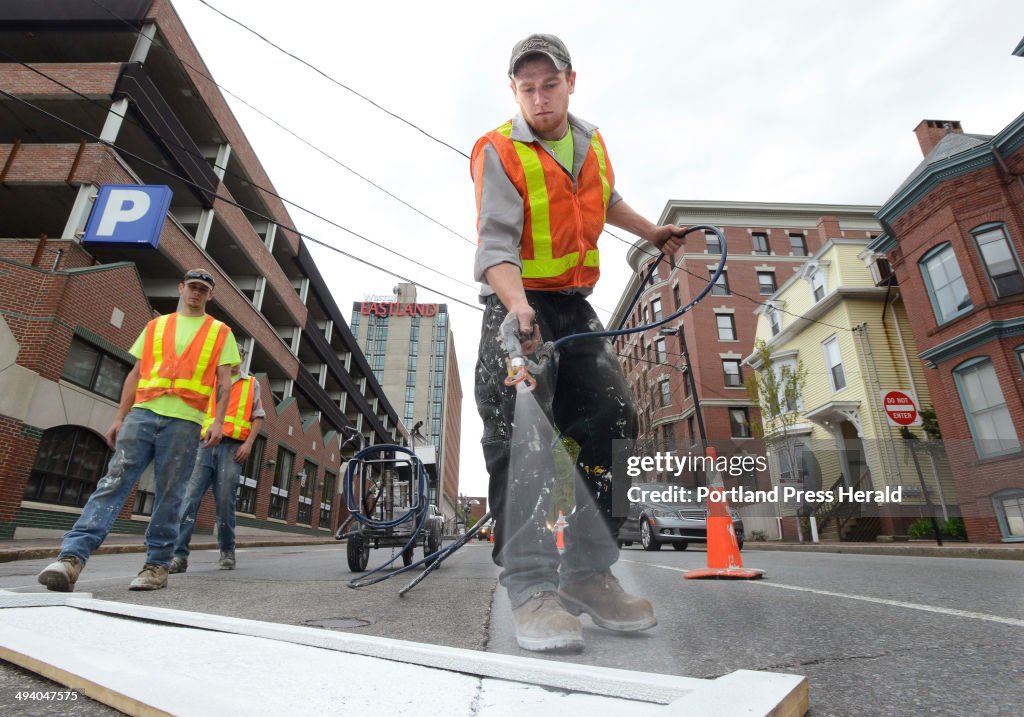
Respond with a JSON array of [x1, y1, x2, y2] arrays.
[[128, 563, 168, 591], [218, 550, 235, 570], [169, 556, 188, 574], [37, 555, 82, 593], [511, 591, 583, 652], [559, 571, 657, 632]]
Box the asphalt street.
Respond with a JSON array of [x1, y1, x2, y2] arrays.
[[1, 541, 1022, 716]]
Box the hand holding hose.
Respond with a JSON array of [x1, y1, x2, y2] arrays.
[[650, 223, 688, 254]]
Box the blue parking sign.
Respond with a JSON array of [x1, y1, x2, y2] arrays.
[[83, 185, 173, 248]]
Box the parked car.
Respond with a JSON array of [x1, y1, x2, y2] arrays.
[[618, 483, 744, 551]]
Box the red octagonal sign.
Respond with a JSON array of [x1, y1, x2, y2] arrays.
[[882, 390, 920, 427]]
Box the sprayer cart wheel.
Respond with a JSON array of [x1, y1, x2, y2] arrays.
[[347, 534, 370, 572]]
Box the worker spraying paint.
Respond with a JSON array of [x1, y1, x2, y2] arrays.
[[470, 33, 687, 653]]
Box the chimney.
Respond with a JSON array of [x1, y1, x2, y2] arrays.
[[913, 119, 963, 157]]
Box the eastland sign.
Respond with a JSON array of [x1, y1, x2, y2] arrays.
[[359, 302, 438, 317]]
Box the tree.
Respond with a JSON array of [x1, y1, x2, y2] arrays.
[[744, 339, 809, 539]]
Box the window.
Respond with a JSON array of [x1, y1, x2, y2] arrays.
[[651, 297, 663, 321], [953, 357, 1020, 458], [672, 283, 681, 310], [61, 338, 131, 401], [729, 408, 752, 438], [237, 434, 265, 514], [654, 337, 667, 364], [321, 470, 337, 528], [789, 233, 807, 256], [706, 231, 722, 254], [716, 314, 736, 341], [723, 359, 742, 387], [711, 270, 730, 296], [823, 336, 846, 391], [752, 232, 770, 255], [687, 415, 696, 441], [810, 270, 826, 302], [757, 271, 777, 295], [24, 426, 110, 507], [920, 244, 972, 324], [993, 490, 1024, 541], [659, 378, 672, 408], [973, 225, 1024, 298], [775, 358, 801, 413], [643, 261, 659, 287], [768, 307, 781, 336], [269, 447, 295, 520], [1018, 345, 1024, 377], [662, 422, 675, 448], [296, 460, 317, 525]]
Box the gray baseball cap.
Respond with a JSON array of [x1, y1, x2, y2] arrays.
[[508, 33, 572, 77]]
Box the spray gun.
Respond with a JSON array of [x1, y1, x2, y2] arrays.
[[499, 312, 553, 392]]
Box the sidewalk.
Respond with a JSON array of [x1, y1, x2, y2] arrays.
[[742, 539, 1024, 560], [0, 533, 338, 563]]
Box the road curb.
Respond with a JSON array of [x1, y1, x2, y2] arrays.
[[0, 538, 338, 564], [741, 542, 1024, 560]]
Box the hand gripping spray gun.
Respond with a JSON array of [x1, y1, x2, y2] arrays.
[[499, 312, 548, 392]]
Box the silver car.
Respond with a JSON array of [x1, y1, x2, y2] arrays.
[[618, 483, 744, 551]]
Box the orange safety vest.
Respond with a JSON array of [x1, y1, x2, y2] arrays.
[[135, 313, 230, 413], [202, 375, 255, 441], [473, 121, 613, 291]]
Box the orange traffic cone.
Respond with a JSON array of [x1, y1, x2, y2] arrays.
[[685, 447, 765, 580], [554, 511, 567, 550]]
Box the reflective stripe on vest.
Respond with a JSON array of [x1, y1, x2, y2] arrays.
[[203, 376, 254, 441], [495, 122, 607, 281], [135, 314, 229, 412]]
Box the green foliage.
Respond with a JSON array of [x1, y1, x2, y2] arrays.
[[944, 517, 966, 539], [919, 407, 942, 439], [744, 339, 808, 439], [750, 529, 768, 542], [907, 518, 935, 539], [907, 517, 966, 539], [550, 435, 579, 516]]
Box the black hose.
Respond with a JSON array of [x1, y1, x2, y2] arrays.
[[552, 224, 727, 348]]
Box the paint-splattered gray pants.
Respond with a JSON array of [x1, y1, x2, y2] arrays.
[[59, 407, 201, 567], [475, 292, 638, 608]]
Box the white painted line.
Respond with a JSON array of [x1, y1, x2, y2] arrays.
[[623, 559, 1024, 628]]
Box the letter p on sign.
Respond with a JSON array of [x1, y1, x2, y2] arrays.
[[83, 185, 173, 248]]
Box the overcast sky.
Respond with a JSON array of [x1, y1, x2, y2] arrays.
[[171, 0, 1024, 498]]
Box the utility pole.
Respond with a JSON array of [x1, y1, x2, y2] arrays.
[[661, 320, 707, 454]]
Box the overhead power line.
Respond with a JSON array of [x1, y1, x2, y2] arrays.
[[0, 88, 484, 312], [80, 0, 475, 247], [195, 0, 470, 160], [603, 228, 854, 334], [0, 56, 481, 299]]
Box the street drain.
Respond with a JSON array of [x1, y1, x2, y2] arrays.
[[305, 617, 375, 630]]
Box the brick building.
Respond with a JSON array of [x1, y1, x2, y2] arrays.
[[350, 283, 462, 530], [869, 108, 1024, 542], [610, 202, 881, 522], [611, 201, 882, 446], [0, 1, 407, 540]]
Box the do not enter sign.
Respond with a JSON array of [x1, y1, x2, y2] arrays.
[[881, 390, 921, 427]]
